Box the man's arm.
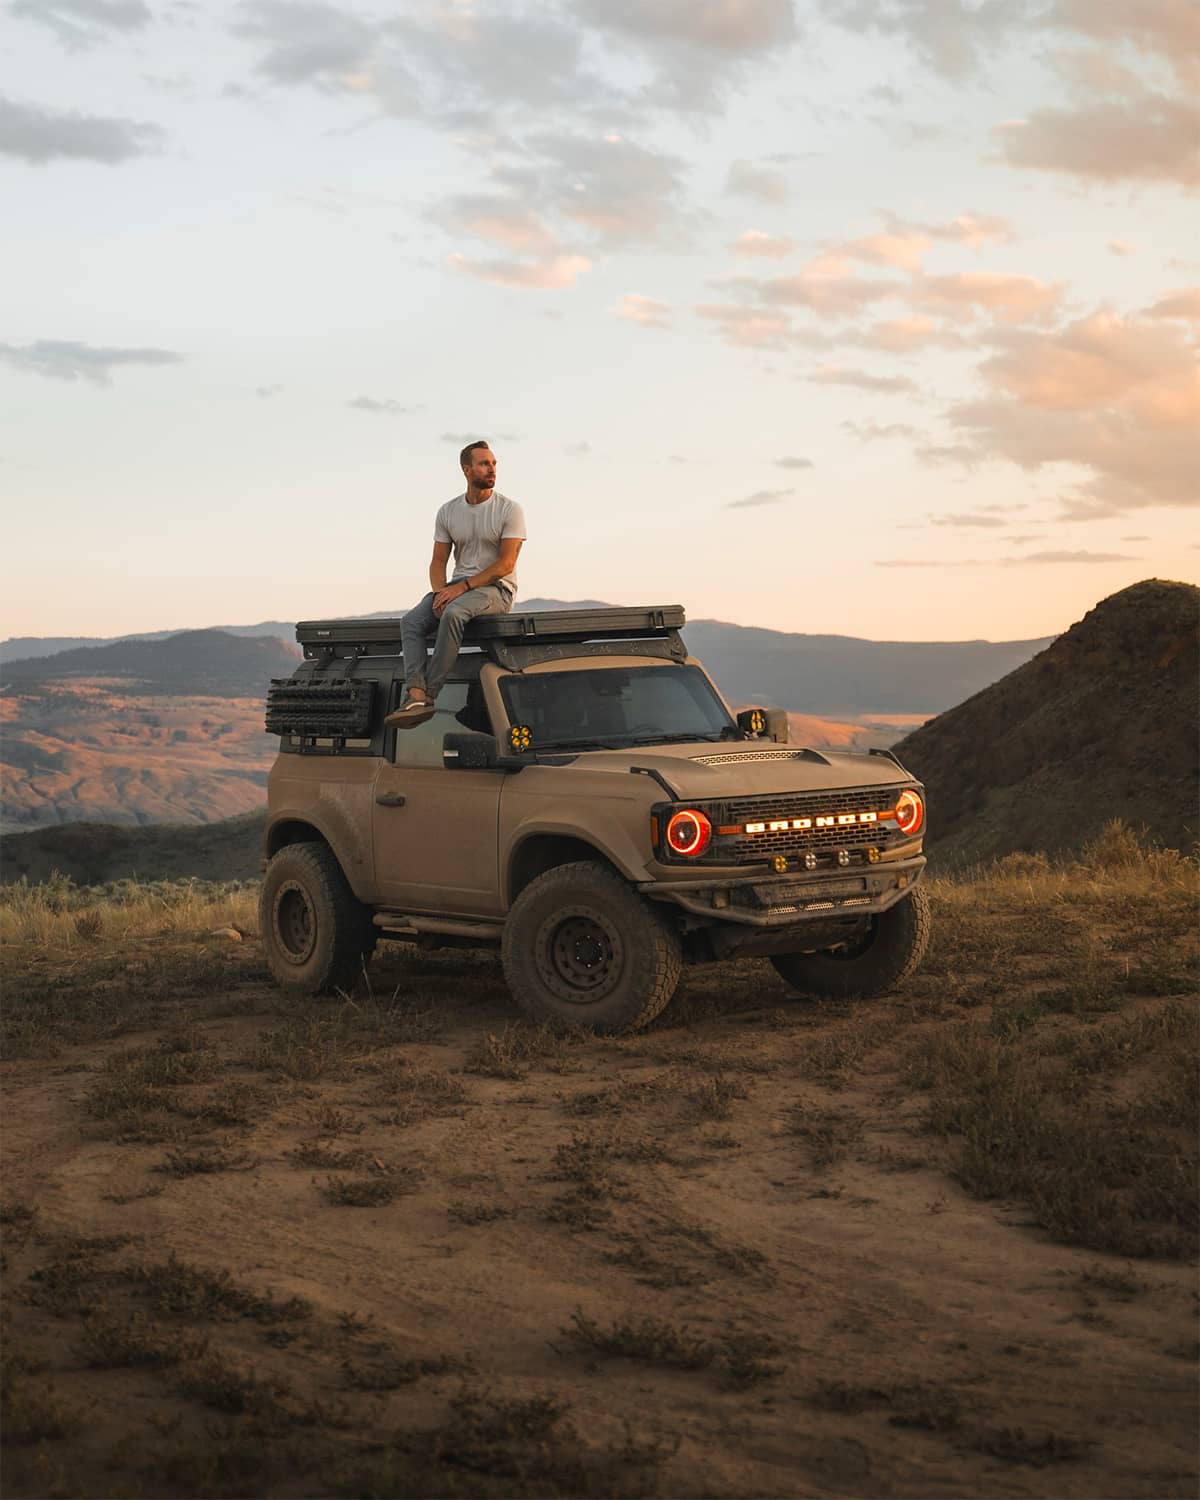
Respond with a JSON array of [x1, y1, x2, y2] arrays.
[[429, 540, 452, 591], [460, 536, 523, 592]]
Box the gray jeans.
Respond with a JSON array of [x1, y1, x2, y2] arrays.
[[400, 585, 512, 702]]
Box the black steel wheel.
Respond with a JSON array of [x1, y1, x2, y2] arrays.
[[502, 861, 681, 1033], [259, 841, 376, 995]]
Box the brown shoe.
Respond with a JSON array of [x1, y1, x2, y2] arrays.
[[385, 698, 435, 729]]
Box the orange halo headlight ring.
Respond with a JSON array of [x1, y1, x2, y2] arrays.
[[665, 808, 713, 858], [894, 789, 924, 836]]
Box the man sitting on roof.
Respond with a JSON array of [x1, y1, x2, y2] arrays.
[[387, 440, 527, 728]]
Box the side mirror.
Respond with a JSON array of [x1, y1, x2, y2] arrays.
[[737, 708, 789, 744], [442, 732, 526, 772], [443, 732, 498, 770]]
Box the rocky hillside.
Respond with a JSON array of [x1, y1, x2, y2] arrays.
[[895, 580, 1199, 864], [0, 686, 275, 832]]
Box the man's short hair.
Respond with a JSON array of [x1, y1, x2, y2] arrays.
[[460, 440, 490, 468]]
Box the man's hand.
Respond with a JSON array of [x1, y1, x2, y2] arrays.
[[432, 580, 471, 618]]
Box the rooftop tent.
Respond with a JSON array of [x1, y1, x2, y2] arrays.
[[294, 605, 686, 657]]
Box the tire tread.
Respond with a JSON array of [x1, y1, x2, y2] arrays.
[[502, 861, 680, 1034]]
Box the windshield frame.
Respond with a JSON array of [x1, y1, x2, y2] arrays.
[[496, 661, 736, 753]]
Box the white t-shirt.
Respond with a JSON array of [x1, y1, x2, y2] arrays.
[[434, 491, 527, 597]]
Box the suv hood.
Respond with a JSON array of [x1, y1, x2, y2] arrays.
[[565, 744, 914, 799]]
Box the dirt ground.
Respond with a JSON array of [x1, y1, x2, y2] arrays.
[[2, 866, 1197, 1499]]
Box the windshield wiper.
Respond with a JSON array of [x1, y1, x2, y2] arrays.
[[627, 732, 724, 746]]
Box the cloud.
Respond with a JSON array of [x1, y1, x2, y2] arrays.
[[725, 158, 789, 203], [348, 396, 418, 415], [1144, 288, 1200, 321], [1109, 239, 1136, 256], [725, 487, 793, 509], [914, 441, 982, 468], [773, 455, 814, 469], [576, 0, 796, 54], [0, 94, 165, 163], [11, 0, 150, 50], [875, 549, 1136, 568], [387, 9, 598, 116], [448, 251, 591, 290], [232, 2, 602, 120], [615, 293, 672, 328], [947, 310, 1200, 516], [843, 419, 923, 441], [729, 230, 795, 258], [928, 512, 1006, 528], [255, 384, 283, 398], [1052, 0, 1200, 89], [0, 339, 182, 384], [232, 0, 376, 86], [928, 212, 1013, 248], [811, 366, 918, 395], [1121, 534, 1149, 541], [564, 440, 591, 457], [434, 194, 558, 254], [498, 134, 691, 248], [820, 0, 1030, 80], [910, 271, 1063, 324], [808, 213, 1013, 278], [854, 315, 964, 352], [694, 302, 793, 348], [574, 0, 797, 113], [441, 431, 520, 446], [756, 270, 898, 318], [998, 95, 1200, 188], [1022, 549, 1138, 563]]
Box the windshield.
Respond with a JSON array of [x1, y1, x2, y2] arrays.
[[499, 665, 735, 751]]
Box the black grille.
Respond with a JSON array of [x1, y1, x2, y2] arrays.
[[719, 786, 905, 864]]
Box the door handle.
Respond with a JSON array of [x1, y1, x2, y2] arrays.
[[375, 792, 406, 807]]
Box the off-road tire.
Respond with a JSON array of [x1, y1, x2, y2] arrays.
[[260, 841, 376, 995], [502, 861, 682, 1034], [770, 884, 931, 1000]]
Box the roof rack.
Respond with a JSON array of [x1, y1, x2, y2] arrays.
[[295, 605, 688, 668]]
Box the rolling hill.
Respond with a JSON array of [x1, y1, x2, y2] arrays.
[[894, 579, 1199, 865], [0, 812, 266, 885], [1, 629, 300, 697]]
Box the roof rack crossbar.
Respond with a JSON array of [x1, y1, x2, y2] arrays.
[[295, 605, 686, 656]]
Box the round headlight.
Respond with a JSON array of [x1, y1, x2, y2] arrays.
[[895, 789, 924, 836], [665, 809, 713, 857]]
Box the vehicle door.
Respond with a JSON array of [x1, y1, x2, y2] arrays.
[[371, 679, 504, 916]]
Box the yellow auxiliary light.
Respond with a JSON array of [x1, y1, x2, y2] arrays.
[[867, 847, 880, 864], [773, 854, 789, 873], [509, 724, 533, 752], [749, 709, 766, 734]]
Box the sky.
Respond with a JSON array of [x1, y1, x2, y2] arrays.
[[1, 0, 1197, 644]]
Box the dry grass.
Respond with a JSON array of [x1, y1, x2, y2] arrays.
[[0, 872, 257, 955], [906, 826, 1199, 1260], [0, 822, 1195, 1499]]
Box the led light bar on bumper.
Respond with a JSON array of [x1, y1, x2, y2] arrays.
[[652, 786, 925, 866]]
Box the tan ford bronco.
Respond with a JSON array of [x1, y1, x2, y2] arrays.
[[261, 606, 930, 1032]]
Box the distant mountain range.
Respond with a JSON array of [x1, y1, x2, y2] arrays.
[[1, 629, 300, 698], [0, 622, 295, 661], [2, 602, 1054, 718]]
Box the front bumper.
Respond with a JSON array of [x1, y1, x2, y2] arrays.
[[638, 855, 926, 927]]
